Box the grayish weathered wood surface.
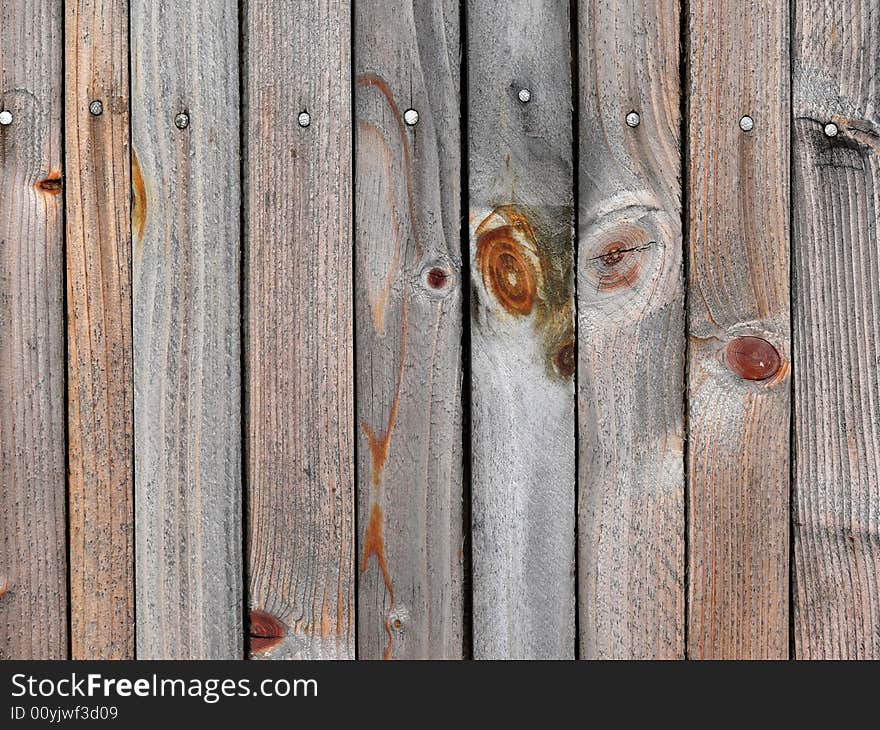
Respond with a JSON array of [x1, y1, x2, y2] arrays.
[[244, 0, 354, 660], [792, 0, 880, 659], [468, 0, 576, 659], [354, 0, 464, 660], [0, 0, 68, 660], [687, 0, 791, 658], [577, 0, 685, 659], [65, 0, 134, 660], [132, 0, 243, 659]]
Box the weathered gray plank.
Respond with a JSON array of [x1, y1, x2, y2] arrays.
[[65, 0, 134, 660], [687, 0, 791, 658], [792, 0, 880, 659], [354, 0, 464, 659], [0, 0, 67, 660], [467, 0, 576, 659], [576, 0, 685, 659], [244, 0, 354, 659], [132, 0, 243, 659]]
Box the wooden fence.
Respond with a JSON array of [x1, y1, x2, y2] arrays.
[[0, 0, 878, 660]]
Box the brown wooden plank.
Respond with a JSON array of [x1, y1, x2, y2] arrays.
[[467, 0, 576, 658], [65, 0, 134, 660], [792, 0, 880, 659], [0, 0, 68, 659], [686, 0, 791, 658], [244, 0, 354, 659], [132, 0, 243, 658], [576, 0, 685, 659], [354, 0, 464, 659]]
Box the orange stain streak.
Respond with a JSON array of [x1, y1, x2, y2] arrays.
[[361, 503, 394, 660], [131, 149, 147, 253]]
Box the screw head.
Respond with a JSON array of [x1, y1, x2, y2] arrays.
[[89, 100, 103, 116], [625, 111, 641, 128], [0, 110, 12, 126], [517, 88, 532, 103], [739, 115, 754, 132], [297, 111, 311, 128], [174, 112, 189, 130], [403, 108, 419, 126], [824, 122, 839, 138]]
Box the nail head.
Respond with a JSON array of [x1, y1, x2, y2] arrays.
[[174, 112, 189, 130], [625, 111, 641, 128], [739, 115, 754, 132], [403, 108, 419, 126], [517, 88, 532, 103], [824, 122, 839, 138], [298, 111, 311, 128], [89, 100, 103, 116], [0, 110, 12, 126]]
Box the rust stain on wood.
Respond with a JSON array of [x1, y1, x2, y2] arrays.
[[0, 575, 8, 598], [131, 148, 146, 250], [361, 502, 395, 659], [248, 609, 287, 654], [554, 339, 575, 378], [725, 336, 782, 381], [36, 170, 62, 194]]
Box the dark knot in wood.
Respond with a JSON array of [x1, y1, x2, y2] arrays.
[[476, 212, 539, 316], [554, 340, 575, 378], [249, 609, 287, 653], [725, 336, 781, 381], [426, 267, 450, 289]]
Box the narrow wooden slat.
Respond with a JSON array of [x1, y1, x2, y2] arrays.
[[65, 0, 134, 660], [0, 0, 67, 659], [792, 0, 880, 659], [686, 0, 791, 658], [354, 1, 464, 659], [132, 0, 243, 658], [467, 0, 576, 659], [576, 0, 685, 659], [244, 0, 354, 659]]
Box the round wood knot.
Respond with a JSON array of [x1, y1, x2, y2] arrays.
[[426, 267, 450, 289], [554, 340, 575, 378], [475, 210, 540, 316], [248, 609, 287, 654], [725, 336, 781, 381]]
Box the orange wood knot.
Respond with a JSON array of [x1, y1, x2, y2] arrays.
[[725, 336, 781, 381], [601, 248, 625, 266], [554, 340, 575, 378], [248, 609, 287, 654], [0, 575, 8, 597], [426, 267, 450, 289], [36, 173, 62, 194], [595, 241, 645, 291], [475, 208, 540, 316]]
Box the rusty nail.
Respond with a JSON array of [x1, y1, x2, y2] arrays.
[[739, 115, 754, 132], [89, 100, 103, 116], [0, 110, 12, 126], [824, 122, 839, 138], [403, 108, 419, 126], [297, 111, 311, 128], [625, 111, 640, 128], [517, 88, 532, 103], [174, 112, 189, 130]]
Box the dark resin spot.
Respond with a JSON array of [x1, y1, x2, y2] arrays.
[[426, 267, 449, 289], [554, 340, 575, 378], [725, 336, 781, 381]]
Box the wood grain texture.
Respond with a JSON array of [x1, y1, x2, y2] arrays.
[[354, 0, 464, 659], [792, 0, 880, 659], [244, 0, 354, 660], [687, 0, 791, 658], [132, 0, 243, 659], [576, 0, 685, 659], [65, 0, 134, 660], [0, 0, 68, 659], [467, 0, 576, 659]]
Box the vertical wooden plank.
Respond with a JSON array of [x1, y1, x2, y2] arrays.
[[65, 0, 134, 659], [792, 0, 880, 659], [576, 0, 685, 658], [244, 0, 354, 659], [468, 0, 576, 659], [354, 1, 463, 659], [687, 0, 791, 658], [0, 0, 67, 659], [132, 0, 243, 658]]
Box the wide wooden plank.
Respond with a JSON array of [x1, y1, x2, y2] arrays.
[[576, 0, 685, 659], [65, 0, 134, 660], [244, 0, 354, 659], [354, 1, 464, 659], [467, 0, 576, 659], [792, 0, 880, 659], [132, 0, 243, 658], [0, 0, 67, 659], [686, 0, 791, 658]]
